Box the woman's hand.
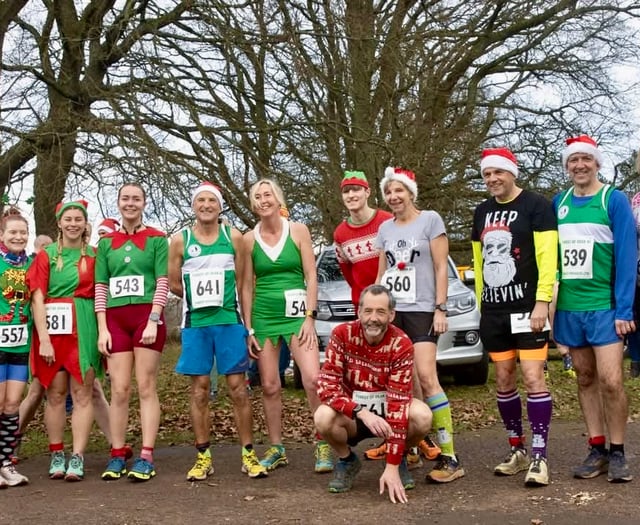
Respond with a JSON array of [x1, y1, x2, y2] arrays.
[[297, 317, 318, 350], [98, 329, 112, 357], [39, 340, 55, 365], [140, 321, 158, 346], [247, 334, 263, 359]]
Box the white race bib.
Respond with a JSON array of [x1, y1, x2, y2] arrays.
[[382, 266, 416, 303], [0, 324, 28, 347], [510, 312, 551, 334], [46, 303, 73, 335], [560, 237, 594, 279], [353, 390, 387, 418], [189, 269, 225, 309], [284, 289, 307, 318], [109, 275, 144, 298]]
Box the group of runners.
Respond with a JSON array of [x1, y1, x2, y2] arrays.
[[0, 134, 637, 502]]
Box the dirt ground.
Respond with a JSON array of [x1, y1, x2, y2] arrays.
[[4, 420, 640, 525]]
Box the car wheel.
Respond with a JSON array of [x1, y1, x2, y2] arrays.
[[453, 350, 489, 385]]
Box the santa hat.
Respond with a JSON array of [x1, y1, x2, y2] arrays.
[[97, 217, 120, 235], [192, 182, 225, 209], [480, 148, 518, 177], [561, 135, 603, 168], [55, 200, 89, 220], [340, 170, 369, 190], [380, 167, 418, 201]]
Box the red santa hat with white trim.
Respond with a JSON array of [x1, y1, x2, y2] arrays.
[[97, 217, 120, 235], [192, 181, 225, 210], [561, 134, 603, 169], [380, 167, 418, 201], [480, 147, 518, 177]]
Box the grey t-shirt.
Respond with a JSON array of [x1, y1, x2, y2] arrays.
[[376, 211, 447, 312]]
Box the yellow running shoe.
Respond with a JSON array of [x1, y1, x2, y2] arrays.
[[242, 448, 268, 478], [187, 450, 213, 481]]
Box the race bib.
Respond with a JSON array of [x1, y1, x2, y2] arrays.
[[109, 275, 144, 298], [382, 266, 416, 303], [560, 237, 594, 279], [189, 269, 225, 309], [46, 303, 73, 335], [510, 312, 551, 334], [353, 390, 387, 418], [284, 289, 307, 318], [0, 324, 28, 347]]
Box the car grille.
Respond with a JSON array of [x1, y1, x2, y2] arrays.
[[327, 301, 357, 321]]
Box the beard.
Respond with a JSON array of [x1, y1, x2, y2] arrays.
[[483, 259, 517, 288], [362, 321, 387, 342]]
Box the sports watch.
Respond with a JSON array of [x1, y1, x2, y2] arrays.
[[435, 303, 448, 313], [148, 312, 163, 324]]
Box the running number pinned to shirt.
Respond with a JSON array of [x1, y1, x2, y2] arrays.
[[0, 324, 28, 347], [382, 266, 416, 304], [353, 391, 387, 418], [284, 289, 307, 317], [109, 275, 144, 298], [560, 237, 594, 279], [45, 303, 73, 335], [189, 268, 225, 309], [510, 312, 550, 334]]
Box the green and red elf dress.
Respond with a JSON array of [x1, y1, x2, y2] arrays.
[[0, 247, 32, 361], [27, 243, 103, 387]]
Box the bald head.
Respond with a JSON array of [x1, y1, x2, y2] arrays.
[[34, 234, 53, 253]]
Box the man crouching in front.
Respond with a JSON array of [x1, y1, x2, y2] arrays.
[[314, 284, 432, 503]]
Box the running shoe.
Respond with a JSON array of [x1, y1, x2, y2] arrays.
[[49, 451, 66, 480], [418, 435, 441, 460], [128, 457, 156, 482], [0, 475, 7, 489], [562, 354, 577, 378], [328, 455, 362, 493], [364, 441, 387, 460], [406, 447, 423, 470], [314, 441, 334, 473], [608, 450, 633, 483], [187, 450, 213, 481], [573, 447, 609, 479], [0, 461, 28, 486], [64, 454, 84, 482], [259, 445, 288, 471], [241, 448, 268, 478], [524, 454, 549, 486], [123, 444, 134, 461], [494, 447, 530, 476], [426, 454, 465, 483], [399, 457, 415, 490], [102, 456, 127, 480]]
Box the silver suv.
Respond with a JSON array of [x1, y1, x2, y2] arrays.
[[315, 246, 487, 385]]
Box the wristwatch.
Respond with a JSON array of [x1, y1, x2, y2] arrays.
[[148, 312, 163, 325], [305, 309, 318, 319], [352, 405, 363, 420], [435, 303, 448, 313]]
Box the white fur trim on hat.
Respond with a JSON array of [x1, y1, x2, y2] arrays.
[[380, 167, 418, 201], [192, 182, 225, 210], [480, 155, 518, 177], [561, 137, 603, 169]]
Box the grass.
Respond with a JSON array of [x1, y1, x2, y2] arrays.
[[18, 343, 640, 458]]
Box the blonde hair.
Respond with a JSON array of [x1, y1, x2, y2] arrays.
[[249, 179, 286, 213]]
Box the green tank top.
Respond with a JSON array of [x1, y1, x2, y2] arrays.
[[556, 184, 614, 311], [181, 225, 241, 328]]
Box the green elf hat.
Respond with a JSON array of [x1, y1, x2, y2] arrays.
[[55, 200, 89, 220], [340, 170, 369, 190]]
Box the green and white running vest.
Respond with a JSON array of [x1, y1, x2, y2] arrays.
[[180, 225, 241, 328], [556, 184, 614, 311]]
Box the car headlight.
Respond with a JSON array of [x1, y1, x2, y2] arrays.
[[446, 291, 476, 316], [317, 300, 331, 321]]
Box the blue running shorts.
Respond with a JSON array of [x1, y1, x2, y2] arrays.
[[554, 309, 621, 348], [176, 324, 249, 376]]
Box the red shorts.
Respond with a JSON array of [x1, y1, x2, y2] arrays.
[[106, 304, 166, 353]]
